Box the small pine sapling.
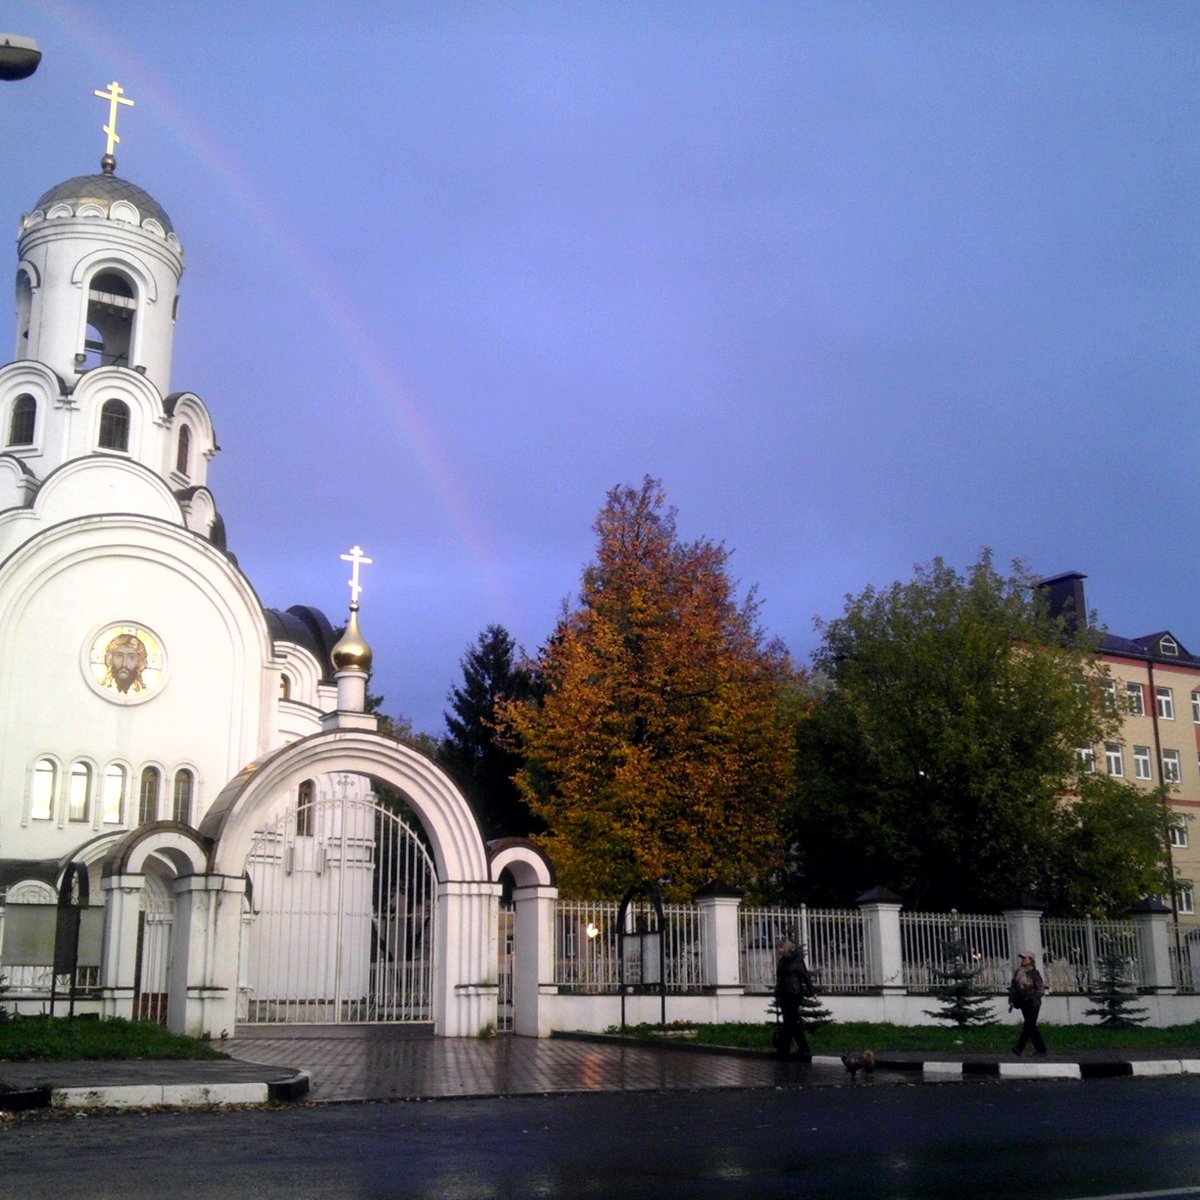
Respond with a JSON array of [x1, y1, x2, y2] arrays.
[[1083, 947, 1148, 1027], [924, 931, 995, 1028]]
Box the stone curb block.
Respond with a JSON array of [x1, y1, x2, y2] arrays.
[[998, 1062, 1081, 1080], [922, 1062, 963, 1078], [48, 1074, 309, 1110], [1130, 1060, 1183, 1077]]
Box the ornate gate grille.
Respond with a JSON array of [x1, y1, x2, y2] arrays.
[[239, 794, 436, 1024]]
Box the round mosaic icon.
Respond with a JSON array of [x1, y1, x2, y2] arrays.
[[84, 623, 166, 703]]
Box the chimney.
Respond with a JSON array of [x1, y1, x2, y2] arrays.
[[1035, 571, 1087, 637]]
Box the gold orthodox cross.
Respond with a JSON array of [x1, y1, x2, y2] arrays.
[[94, 80, 134, 158], [341, 545, 373, 608]]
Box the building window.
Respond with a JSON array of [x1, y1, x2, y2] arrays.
[[138, 766, 160, 824], [1077, 747, 1095, 774], [68, 762, 92, 822], [1099, 679, 1118, 713], [1170, 817, 1189, 849], [1161, 635, 1180, 657], [1177, 882, 1195, 916], [280, 673, 291, 701], [1156, 686, 1175, 721], [1127, 682, 1145, 716], [1134, 745, 1153, 780], [296, 779, 314, 837], [8, 394, 35, 445], [101, 764, 126, 825], [1105, 743, 1124, 777], [176, 423, 191, 476], [30, 758, 56, 820], [1162, 749, 1182, 784], [172, 768, 194, 825], [84, 269, 136, 368], [1192, 691, 1200, 724], [98, 399, 130, 451]]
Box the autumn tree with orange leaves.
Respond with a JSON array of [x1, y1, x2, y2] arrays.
[[500, 478, 797, 900]]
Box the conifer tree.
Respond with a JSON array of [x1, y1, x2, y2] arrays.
[[924, 929, 995, 1027], [1083, 947, 1148, 1027]]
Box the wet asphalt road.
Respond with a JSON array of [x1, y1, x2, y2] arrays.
[[4, 1074, 1200, 1199]]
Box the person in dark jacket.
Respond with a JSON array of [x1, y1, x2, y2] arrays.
[[1009, 950, 1048, 1056], [774, 938, 816, 1061]]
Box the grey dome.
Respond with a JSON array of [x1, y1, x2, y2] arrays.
[[33, 173, 174, 234]]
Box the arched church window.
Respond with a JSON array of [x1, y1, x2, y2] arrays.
[[296, 779, 315, 836], [30, 758, 56, 820], [176, 423, 191, 476], [102, 764, 126, 825], [15, 270, 32, 347], [280, 673, 291, 701], [68, 761, 92, 822], [98, 399, 130, 451], [84, 270, 136, 369], [138, 766, 160, 824], [172, 768, 194, 825], [8, 394, 35, 445]]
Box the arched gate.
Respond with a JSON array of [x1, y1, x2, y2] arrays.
[[238, 791, 436, 1024]]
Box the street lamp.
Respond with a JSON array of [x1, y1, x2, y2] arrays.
[[0, 34, 41, 81]]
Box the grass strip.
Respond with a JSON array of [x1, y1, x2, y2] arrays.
[[0, 1016, 227, 1062]]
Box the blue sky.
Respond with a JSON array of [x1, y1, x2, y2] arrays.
[[4, 2, 1197, 733]]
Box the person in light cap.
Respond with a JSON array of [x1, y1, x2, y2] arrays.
[[1008, 950, 1047, 1056]]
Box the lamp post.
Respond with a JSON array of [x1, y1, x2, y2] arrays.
[[0, 34, 41, 81]]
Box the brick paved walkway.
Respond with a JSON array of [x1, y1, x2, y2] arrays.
[[229, 1031, 846, 1102]]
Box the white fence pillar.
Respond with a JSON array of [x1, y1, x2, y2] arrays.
[[168, 873, 247, 1038], [1131, 898, 1175, 992], [696, 884, 743, 993], [857, 887, 904, 992], [512, 883, 558, 1037], [1003, 906, 1044, 971], [437, 879, 502, 1036]]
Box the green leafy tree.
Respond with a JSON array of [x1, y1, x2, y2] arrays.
[[500, 478, 796, 900], [441, 625, 541, 839], [793, 551, 1125, 912], [1046, 776, 1171, 917]]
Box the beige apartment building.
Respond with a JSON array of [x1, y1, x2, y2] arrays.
[[1040, 572, 1200, 913]]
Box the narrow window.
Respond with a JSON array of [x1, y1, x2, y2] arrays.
[[1134, 745, 1153, 781], [84, 270, 135, 368], [102, 764, 126, 825], [68, 762, 92, 822], [1077, 747, 1095, 774], [279, 673, 291, 701], [1170, 817, 1189, 849], [1177, 882, 1195, 916], [30, 758, 56, 820], [15, 270, 32, 347], [172, 768, 194, 825], [1157, 687, 1175, 720], [1127, 682, 1145, 716], [175, 423, 191, 476], [296, 779, 314, 836], [1162, 749, 1182, 784], [1098, 679, 1117, 713], [1192, 691, 1200, 724], [138, 766, 160, 824], [8, 394, 35, 445], [98, 399, 130, 451], [1104, 743, 1124, 777]]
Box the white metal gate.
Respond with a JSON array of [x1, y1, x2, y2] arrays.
[[135, 872, 173, 1024], [239, 792, 437, 1024]]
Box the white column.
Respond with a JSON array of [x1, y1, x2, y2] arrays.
[[696, 885, 743, 993], [512, 883, 558, 1037], [1003, 906, 1045, 970], [1130, 899, 1176, 993], [857, 887, 905, 993], [168, 873, 247, 1038], [436, 879, 502, 1036], [99, 873, 145, 1020]]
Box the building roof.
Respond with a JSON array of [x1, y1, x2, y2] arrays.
[[33, 173, 174, 234], [1101, 630, 1200, 667]]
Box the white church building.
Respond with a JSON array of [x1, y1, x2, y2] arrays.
[[0, 89, 556, 1040]]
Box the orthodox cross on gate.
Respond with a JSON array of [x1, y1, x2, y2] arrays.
[[94, 80, 134, 161], [340, 545, 373, 610]]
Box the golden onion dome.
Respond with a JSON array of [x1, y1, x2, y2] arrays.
[[331, 607, 373, 673]]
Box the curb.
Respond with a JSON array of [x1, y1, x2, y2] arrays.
[[0, 1071, 309, 1113]]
